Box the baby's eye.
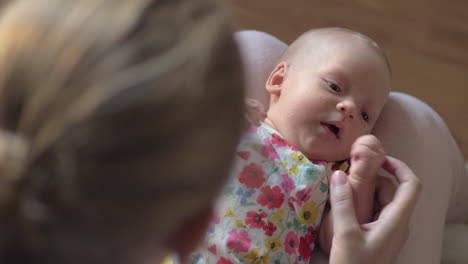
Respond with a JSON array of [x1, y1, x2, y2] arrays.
[[326, 82, 342, 93], [361, 112, 369, 121]]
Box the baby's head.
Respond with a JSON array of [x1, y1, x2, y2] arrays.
[[265, 27, 391, 161], [0, 0, 243, 263]]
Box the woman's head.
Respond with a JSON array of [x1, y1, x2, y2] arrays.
[[0, 0, 243, 263]]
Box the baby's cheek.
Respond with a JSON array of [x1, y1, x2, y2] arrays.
[[360, 125, 374, 137]]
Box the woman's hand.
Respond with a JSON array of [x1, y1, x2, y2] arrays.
[[329, 156, 421, 264]]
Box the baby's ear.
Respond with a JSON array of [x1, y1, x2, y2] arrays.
[[266, 62, 287, 96]]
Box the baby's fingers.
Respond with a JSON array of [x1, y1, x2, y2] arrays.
[[348, 135, 385, 184]]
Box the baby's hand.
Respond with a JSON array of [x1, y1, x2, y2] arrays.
[[348, 135, 386, 224], [244, 98, 267, 126], [349, 135, 386, 183]]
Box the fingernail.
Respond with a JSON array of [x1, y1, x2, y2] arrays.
[[332, 171, 347, 186]]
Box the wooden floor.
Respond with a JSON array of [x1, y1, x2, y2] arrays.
[[229, 0, 468, 159]]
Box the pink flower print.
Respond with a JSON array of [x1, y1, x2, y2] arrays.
[[332, 160, 350, 173], [284, 231, 299, 255], [226, 229, 251, 253], [308, 225, 320, 244], [245, 211, 268, 228], [281, 174, 295, 193], [271, 133, 288, 147], [331, 162, 340, 171], [287, 200, 296, 212], [295, 188, 312, 207], [299, 233, 314, 261], [212, 213, 221, 224], [257, 186, 285, 210], [237, 151, 251, 160], [238, 163, 265, 189], [262, 221, 277, 236], [216, 257, 233, 264], [208, 244, 217, 255], [262, 138, 280, 160], [271, 133, 298, 151], [271, 133, 287, 147]]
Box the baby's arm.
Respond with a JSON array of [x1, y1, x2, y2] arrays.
[[318, 135, 386, 254]]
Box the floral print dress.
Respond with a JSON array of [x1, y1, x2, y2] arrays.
[[188, 124, 348, 264]]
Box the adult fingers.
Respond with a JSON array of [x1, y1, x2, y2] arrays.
[[373, 172, 398, 219], [330, 170, 361, 238], [379, 156, 422, 220]]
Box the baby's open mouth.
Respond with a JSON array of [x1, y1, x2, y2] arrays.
[[322, 122, 340, 138]]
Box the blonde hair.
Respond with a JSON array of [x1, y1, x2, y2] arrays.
[[0, 0, 243, 263]]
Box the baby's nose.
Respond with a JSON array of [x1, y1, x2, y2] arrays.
[[337, 103, 356, 120]]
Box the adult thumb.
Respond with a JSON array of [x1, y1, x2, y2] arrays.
[[330, 170, 360, 235]]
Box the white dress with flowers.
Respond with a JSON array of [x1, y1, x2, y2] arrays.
[[189, 124, 348, 264]]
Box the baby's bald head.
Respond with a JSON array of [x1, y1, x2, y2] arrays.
[[280, 27, 391, 75], [265, 27, 392, 161]]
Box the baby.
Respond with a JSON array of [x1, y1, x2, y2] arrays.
[[189, 28, 391, 264]]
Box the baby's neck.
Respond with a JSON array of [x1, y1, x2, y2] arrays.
[[263, 117, 278, 131]]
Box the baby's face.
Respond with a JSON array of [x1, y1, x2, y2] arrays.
[[265, 35, 391, 161]]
